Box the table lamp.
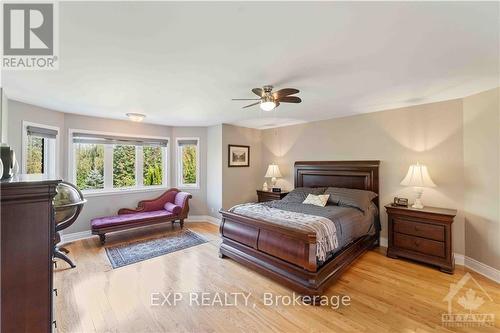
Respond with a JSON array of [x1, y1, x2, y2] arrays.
[[400, 162, 436, 209], [265, 163, 282, 188]]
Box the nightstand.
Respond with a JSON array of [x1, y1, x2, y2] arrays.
[[385, 204, 457, 274], [256, 190, 289, 202]]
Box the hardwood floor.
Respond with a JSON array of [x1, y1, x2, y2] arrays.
[[54, 222, 499, 333]]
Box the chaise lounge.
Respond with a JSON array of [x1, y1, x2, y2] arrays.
[[91, 188, 192, 244]]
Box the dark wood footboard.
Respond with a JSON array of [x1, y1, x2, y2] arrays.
[[219, 209, 379, 296]]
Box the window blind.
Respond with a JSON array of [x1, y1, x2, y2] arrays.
[[177, 139, 198, 146], [72, 132, 168, 147], [27, 126, 58, 139]]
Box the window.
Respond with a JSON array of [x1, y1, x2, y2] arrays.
[[23, 122, 59, 176], [176, 138, 199, 188], [75, 143, 104, 190], [70, 130, 168, 193], [143, 146, 163, 186], [113, 145, 136, 188]]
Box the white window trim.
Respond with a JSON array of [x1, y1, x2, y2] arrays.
[[176, 137, 200, 190], [68, 128, 170, 195], [22, 121, 60, 177]]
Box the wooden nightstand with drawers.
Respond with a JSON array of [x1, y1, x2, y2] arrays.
[[385, 204, 457, 274], [256, 190, 289, 202]]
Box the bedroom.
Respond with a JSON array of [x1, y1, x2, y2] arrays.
[[0, 1, 499, 332]]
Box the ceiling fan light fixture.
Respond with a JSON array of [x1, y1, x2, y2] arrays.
[[126, 113, 146, 122], [260, 101, 276, 111], [260, 94, 276, 111]]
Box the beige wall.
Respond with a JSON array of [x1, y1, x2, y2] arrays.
[[207, 125, 223, 218], [463, 88, 500, 270], [7, 100, 208, 233], [1, 88, 8, 143], [261, 99, 466, 254], [221, 124, 262, 210]]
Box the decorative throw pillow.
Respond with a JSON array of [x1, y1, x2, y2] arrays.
[[281, 187, 326, 203], [302, 194, 330, 207], [164, 202, 182, 215], [324, 187, 377, 212]]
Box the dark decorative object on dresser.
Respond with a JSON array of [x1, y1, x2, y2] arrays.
[[220, 161, 380, 302], [385, 204, 457, 273], [1, 175, 61, 333], [256, 190, 289, 202]]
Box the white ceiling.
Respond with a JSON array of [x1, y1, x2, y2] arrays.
[[2, 2, 499, 129]]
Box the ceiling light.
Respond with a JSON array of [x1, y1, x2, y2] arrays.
[[260, 95, 276, 111], [260, 101, 276, 111], [126, 113, 146, 122]]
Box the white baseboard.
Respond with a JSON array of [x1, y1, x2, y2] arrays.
[[185, 215, 221, 225], [464, 256, 500, 283], [61, 230, 93, 243], [454, 253, 465, 265], [380, 236, 388, 247]]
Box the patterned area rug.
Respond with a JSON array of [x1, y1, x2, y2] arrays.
[[105, 229, 208, 268]]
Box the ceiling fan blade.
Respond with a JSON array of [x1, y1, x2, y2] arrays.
[[232, 98, 261, 101], [242, 101, 261, 109], [252, 88, 263, 97], [273, 88, 300, 99], [277, 96, 302, 103]]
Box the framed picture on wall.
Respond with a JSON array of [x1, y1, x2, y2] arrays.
[[228, 145, 250, 167]]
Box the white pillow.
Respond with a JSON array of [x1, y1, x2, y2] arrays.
[[302, 194, 330, 207]]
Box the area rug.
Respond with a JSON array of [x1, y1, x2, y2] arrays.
[[105, 229, 208, 268]]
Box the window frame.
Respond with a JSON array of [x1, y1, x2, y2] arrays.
[[22, 121, 60, 176], [176, 137, 200, 190], [68, 128, 170, 196]]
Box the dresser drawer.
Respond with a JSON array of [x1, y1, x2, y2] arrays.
[[393, 232, 445, 258], [393, 218, 444, 241], [257, 196, 275, 203]]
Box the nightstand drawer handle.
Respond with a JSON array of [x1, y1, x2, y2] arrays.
[[413, 240, 421, 247], [414, 226, 420, 232]]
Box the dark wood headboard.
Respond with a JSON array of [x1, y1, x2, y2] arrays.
[[294, 161, 380, 208]]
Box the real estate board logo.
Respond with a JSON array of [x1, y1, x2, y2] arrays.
[[442, 272, 495, 327], [2, 2, 58, 70]]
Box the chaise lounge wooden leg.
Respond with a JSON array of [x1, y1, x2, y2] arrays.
[[180, 219, 184, 228], [99, 234, 106, 245]]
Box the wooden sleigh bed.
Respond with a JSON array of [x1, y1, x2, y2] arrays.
[[219, 161, 380, 301]]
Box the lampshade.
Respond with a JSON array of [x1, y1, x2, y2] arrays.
[[265, 164, 282, 178], [400, 163, 436, 188]]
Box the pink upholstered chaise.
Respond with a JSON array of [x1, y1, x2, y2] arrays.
[[91, 188, 192, 244]]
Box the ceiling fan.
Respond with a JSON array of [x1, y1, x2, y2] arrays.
[[232, 85, 301, 111]]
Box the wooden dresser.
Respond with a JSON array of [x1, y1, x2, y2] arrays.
[[385, 204, 457, 273], [256, 190, 289, 202], [1, 175, 61, 333]]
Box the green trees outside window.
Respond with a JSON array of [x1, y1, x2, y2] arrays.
[[113, 145, 136, 188], [74, 141, 168, 191], [182, 145, 197, 185], [75, 144, 104, 190], [26, 136, 44, 174], [143, 146, 163, 186]]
